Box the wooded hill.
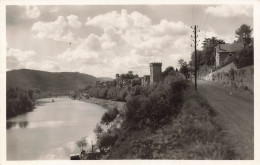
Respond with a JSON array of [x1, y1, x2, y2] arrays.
[[7, 69, 98, 93]]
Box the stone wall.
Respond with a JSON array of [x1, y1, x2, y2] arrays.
[[203, 63, 254, 91], [204, 63, 237, 81]]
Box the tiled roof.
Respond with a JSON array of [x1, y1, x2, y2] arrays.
[[216, 43, 244, 53]]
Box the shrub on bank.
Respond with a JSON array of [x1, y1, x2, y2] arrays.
[[101, 107, 119, 128], [97, 131, 119, 153], [98, 88, 108, 99], [125, 79, 188, 128]]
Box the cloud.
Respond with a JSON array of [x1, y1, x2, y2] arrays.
[[205, 5, 252, 17], [7, 47, 60, 71], [153, 19, 189, 36], [26, 61, 60, 71], [32, 16, 67, 40], [24, 6, 41, 19], [7, 48, 36, 61], [67, 15, 82, 28], [31, 16, 77, 43], [85, 9, 151, 30], [7, 48, 37, 70], [58, 9, 192, 77]]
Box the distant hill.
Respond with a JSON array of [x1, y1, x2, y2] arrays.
[[98, 77, 114, 82], [7, 69, 98, 93]]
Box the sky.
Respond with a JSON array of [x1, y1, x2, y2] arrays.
[[6, 5, 253, 78]]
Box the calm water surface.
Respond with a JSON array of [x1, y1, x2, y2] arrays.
[[7, 96, 106, 160]]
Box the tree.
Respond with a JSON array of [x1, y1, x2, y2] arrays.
[[162, 66, 175, 78], [120, 74, 126, 79], [201, 37, 225, 66], [180, 65, 189, 79], [178, 59, 189, 79], [190, 50, 203, 66], [94, 123, 104, 138], [235, 24, 253, 48], [97, 132, 118, 152], [178, 59, 187, 67], [76, 137, 88, 151], [100, 107, 119, 128]]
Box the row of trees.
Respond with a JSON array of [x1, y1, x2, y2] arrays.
[[6, 88, 35, 119], [86, 66, 184, 102], [87, 87, 128, 101]]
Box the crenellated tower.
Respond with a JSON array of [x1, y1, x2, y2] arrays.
[[149, 62, 162, 84]]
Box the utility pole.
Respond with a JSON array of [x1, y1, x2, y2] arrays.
[[191, 25, 198, 91]]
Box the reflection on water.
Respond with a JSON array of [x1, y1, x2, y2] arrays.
[[7, 121, 28, 129], [7, 121, 65, 129], [7, 96, 106, 160]]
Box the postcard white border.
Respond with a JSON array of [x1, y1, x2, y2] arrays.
[[0, 0, 259, 165]]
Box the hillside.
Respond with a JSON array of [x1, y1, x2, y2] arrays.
[[7, 69, 98, 93], [98, 77, 114, 82]]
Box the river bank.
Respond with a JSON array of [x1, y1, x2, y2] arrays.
[[80, 97, 126, 113]]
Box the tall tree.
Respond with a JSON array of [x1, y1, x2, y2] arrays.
[[201, 37, 225, 66], [190, 50, 203, 66], [178, 59, 189, 79], [235, 24, 253, 48], [162, 66, 175, 78]]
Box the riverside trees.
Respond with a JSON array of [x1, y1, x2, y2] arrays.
[[91, 72, 188, 155], [6, 88, 35, 119]]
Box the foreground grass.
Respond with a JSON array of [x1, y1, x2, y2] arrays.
[[108, 88, 237, 159]]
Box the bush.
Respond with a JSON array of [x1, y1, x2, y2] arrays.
[[97, 131, 118, 152], [234, 49, 254, 68], [168, 80, 188, 106], [118, 89, 127, 101], [125, 79, 188, 129], [76, 137, 88, 150], [94, 123, 104, 138], [100, 107, 119, 127], [125, 95, 144, 122], [131, 85, 141, 96], [98, 88, 108, 99], [107, 87, 117, 99]]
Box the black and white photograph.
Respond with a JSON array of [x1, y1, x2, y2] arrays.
[[0, 0, 259, 163]]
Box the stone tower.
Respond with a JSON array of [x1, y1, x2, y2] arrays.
[[149, 63, 162, 84]]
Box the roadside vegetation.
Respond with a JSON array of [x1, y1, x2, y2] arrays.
[[75, 65, 237, 159], [107, 87, 237, 159]]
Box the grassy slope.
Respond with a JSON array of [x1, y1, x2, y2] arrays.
[[108, 88, 237, 159], [7, 69, 98, 93]]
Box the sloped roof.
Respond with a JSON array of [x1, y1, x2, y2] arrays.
[[216, 43, 244, 53]]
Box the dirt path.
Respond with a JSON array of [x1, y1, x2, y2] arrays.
[[197, 80, 254, 159]]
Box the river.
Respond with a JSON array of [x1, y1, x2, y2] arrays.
[[6, 96, 106, 160]]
